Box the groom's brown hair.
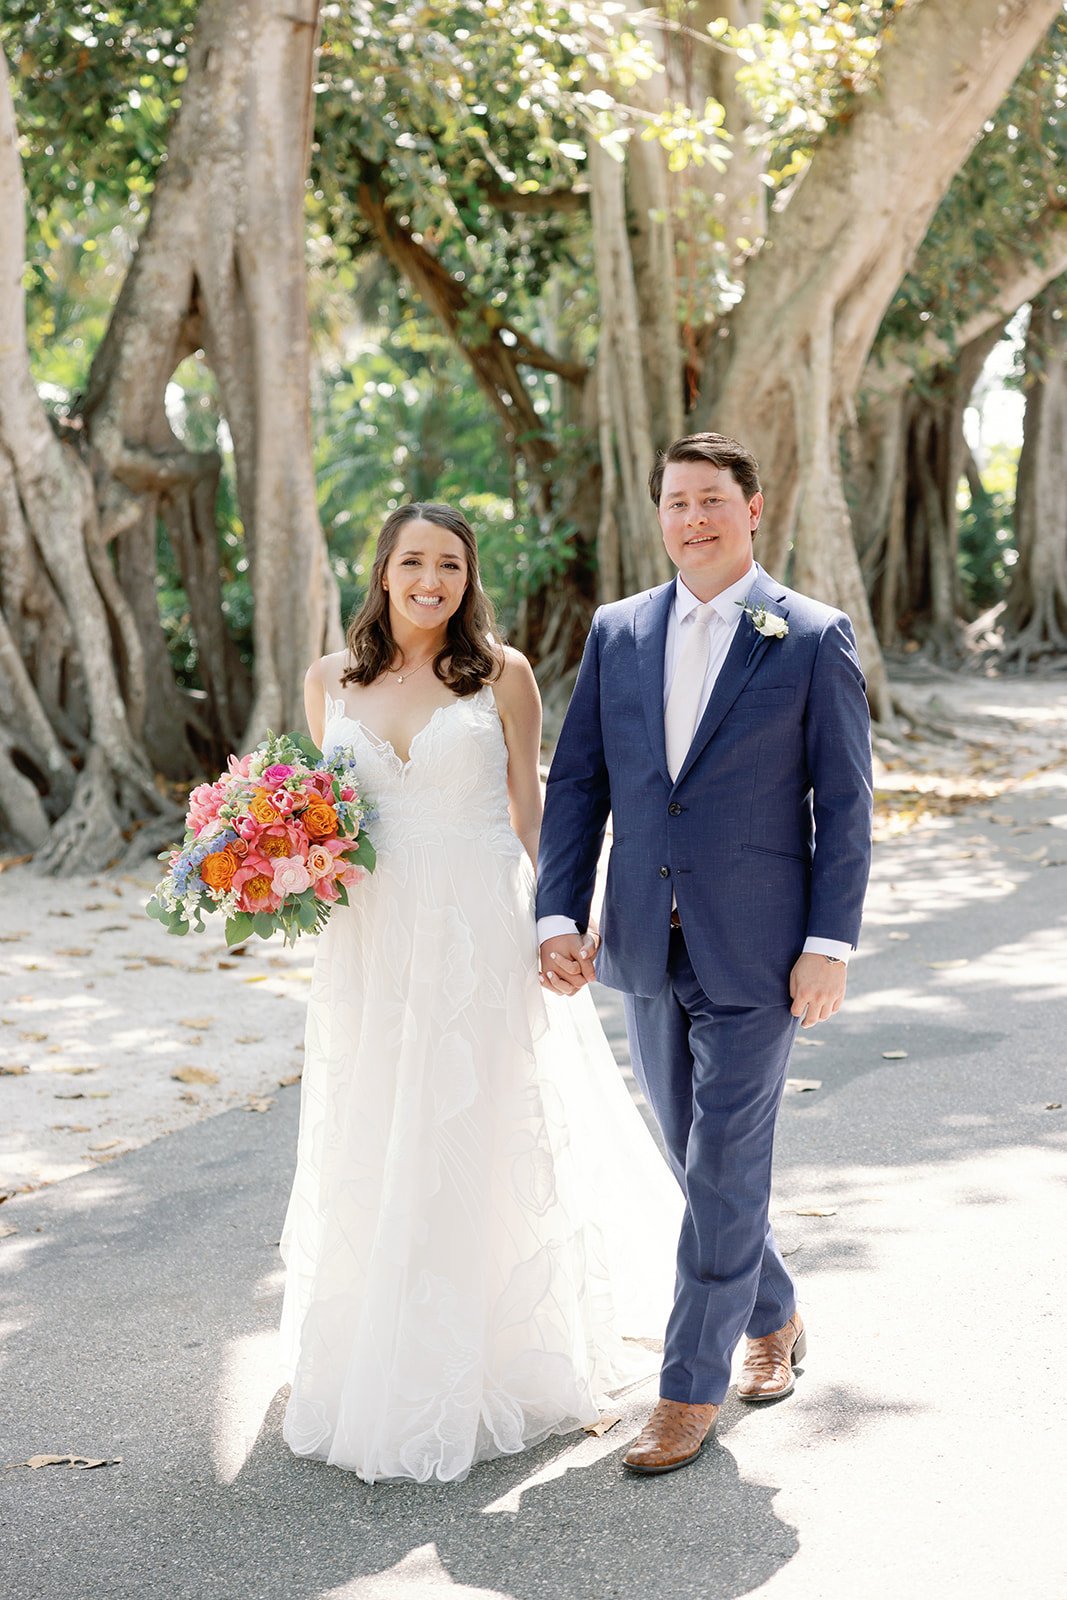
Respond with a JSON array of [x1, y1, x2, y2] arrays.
[[648, 432, 762, 506]]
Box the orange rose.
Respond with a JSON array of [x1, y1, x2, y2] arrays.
[[249, 791, 277, 825], [303, 801, 338, 842], [201, 845, 239, 892]]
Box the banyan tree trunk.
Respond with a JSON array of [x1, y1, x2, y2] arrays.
[[0, 1, 337, 867], [1004, 281, 1067, 663]]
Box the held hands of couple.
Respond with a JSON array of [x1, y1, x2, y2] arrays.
[[789, 951, 847, 1029], [539, 931, 600, 996]]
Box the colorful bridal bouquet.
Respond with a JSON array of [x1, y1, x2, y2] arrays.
[[147, 731, 375, 947]]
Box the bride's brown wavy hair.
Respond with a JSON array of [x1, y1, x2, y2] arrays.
[[341, 502, 503, 696]]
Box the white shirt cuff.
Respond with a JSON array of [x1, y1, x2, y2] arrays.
[[537, 915, 581, 945], [803, 937, 852, 964]]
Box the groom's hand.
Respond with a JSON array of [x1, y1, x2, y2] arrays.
[[789, 953, 847, 1028], [539, 932, 598, 997]]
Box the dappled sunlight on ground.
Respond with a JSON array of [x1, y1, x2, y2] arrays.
[[0, 869, 310, 1190]]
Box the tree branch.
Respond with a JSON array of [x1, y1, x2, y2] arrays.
[[865, 208, 1067, 397]]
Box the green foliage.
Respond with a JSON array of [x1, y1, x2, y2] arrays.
[[878, 14, 1067, 359], [710, 1, 894, 184], [957, 443, 1019, 612]]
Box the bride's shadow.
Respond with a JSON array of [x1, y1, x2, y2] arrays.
[[226, 1385, 797, 1600]]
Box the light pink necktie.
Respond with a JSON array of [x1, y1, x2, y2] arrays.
[[664, 603, 715, 781]]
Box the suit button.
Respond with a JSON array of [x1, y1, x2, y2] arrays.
[[668, 802, 682, 816], [659, 866, 670, 878]]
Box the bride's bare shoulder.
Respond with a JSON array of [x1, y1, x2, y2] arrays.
[[306, 649, 350, 695], [490, 644, 539, 709]]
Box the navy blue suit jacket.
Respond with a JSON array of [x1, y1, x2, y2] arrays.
[[536, 566, 874, 1007]]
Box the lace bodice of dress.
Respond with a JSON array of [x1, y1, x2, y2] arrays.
[[322, 684, 519, 856]]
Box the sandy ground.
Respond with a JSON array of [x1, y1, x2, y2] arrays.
[[2, 666, 1066, 1198]]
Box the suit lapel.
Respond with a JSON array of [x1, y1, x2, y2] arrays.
[[673, 569, 789, 787], [634, 582, 675, 786]]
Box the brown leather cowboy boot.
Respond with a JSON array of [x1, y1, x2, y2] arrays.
[[621, 1398, 720, 1475], [736, 1311, 806, 1402]]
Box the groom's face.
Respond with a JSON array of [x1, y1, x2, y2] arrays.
[[657, 461, 762, 599]]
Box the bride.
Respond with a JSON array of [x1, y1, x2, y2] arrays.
[[279, 501, 680, 1483]]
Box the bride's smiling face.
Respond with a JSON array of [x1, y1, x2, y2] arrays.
[[382, 519, 470, 635]]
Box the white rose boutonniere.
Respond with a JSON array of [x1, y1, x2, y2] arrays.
[[737, 600, 789, 639]]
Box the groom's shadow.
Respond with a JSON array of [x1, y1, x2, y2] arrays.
[[226, 1385, 798, 1600]]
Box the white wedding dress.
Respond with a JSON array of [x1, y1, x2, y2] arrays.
[[278, 683, 680, 1483]]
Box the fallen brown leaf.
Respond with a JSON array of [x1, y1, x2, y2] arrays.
[[881, 1050, 909, 1060], [927, 959, 969, 970], [179, 1017, 215, 1030], [582, 1414, 622, 1437], [18, 1031, 48, 1042], [4, 1454, 122, 1471], [1045, 1103, 1062, 1112], [785, 1078, 822, 1093], [791, 1207, 837, 1217], [0, 1223, 17, 1240], [52, 1124, 91, 1133], [887, 931, 910, 941], [0, 1064, 29, 1076], [243, 975, 268, 985], [89, 1140, 121, 1152], [55, 947, 91, 958], [171, 1066, 219, 1086], [0, 932, 27, 943], [235, 1034, 263, 1045], [278, 1073, 302, 1088], [245, 1096, 274, 1114]]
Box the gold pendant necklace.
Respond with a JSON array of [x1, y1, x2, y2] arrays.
[[394, 652, 436, 685]]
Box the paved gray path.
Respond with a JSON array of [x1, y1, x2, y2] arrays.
[[3, 787, 1067, 1600]]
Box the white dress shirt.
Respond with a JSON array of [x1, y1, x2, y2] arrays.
[[538, 567, 852, 963]]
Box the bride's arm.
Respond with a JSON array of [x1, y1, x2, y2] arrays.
[[492, 647, 543, 868], [303, 658, 327, 748]]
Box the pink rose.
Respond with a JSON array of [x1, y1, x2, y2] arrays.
[[262, 764, 294, 785], [308, 771, 334, 796], [337, 863, 367, 889], [313, 875, 340, 903], [306, 844, 334, 881], [271, 857, 312, 896], [340, 787, 356, 802]]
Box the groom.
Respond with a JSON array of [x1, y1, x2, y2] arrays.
[[537, 432, 872, 1475]]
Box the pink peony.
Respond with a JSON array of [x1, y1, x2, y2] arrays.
[[272, 857, 312, 896], [258, 820, 306, 859], [337, 863, 368, 889], [186, 780, 227, 834], [231, 857, 282, 914], [262, 763, 294, 785]]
